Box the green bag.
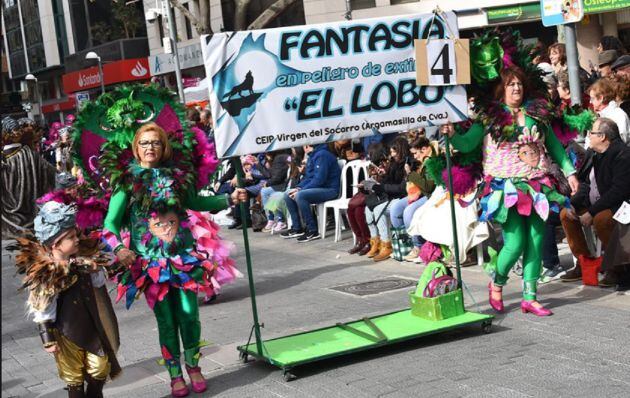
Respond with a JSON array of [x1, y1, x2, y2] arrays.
[[409, 289, 465, 321], [415, 261, 448, 296]]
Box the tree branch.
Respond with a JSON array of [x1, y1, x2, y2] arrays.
[[247, 0, 298, 30], [167, 0, 211, 35]]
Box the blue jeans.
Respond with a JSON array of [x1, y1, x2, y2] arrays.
[[389, 196, 428, 247], [284, 188, 338, 233], [261, 186, 276, 220]]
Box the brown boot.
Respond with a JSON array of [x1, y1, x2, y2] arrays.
[[348, 239, 368, 254], [366, 237, 381, 258], [373, 241, 393, 262], [358, 240, 372, 256]]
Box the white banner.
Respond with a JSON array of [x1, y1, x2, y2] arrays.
[[201, 12, 468, 158]]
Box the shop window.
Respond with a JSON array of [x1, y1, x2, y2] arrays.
[[390, 0, 417, 4], [184, 3, 193, 40], [52, 0, 69, 58], [350, 0, 376, 11]]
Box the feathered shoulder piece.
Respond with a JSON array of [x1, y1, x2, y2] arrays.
[[8, 236, 115, 312]]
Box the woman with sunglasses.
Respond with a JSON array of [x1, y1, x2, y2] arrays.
[[441, 66, 579, 317]]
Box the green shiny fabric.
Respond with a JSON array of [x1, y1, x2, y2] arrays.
[[153, 288, 201, 378]]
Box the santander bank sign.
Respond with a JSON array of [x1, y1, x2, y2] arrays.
[[63, 58, 150, 93]]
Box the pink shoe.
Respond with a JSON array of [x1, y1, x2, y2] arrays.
[[520, 300, 553, 317], [186, 366, 207, 393], [170, 376, 189, 397], [488, 282, 504, 313], [262, 220, 275, 233], [272, 221, 287, 234]]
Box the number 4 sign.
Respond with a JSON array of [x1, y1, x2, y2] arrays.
[[415, 39, 470, 86]]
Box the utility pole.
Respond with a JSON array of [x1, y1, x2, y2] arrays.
[[564, 23, 582, 106], [165, 1, 185, 103]]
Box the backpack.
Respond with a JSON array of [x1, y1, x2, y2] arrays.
[[415, 262, 457, 298], [250, 203, 267, 232]]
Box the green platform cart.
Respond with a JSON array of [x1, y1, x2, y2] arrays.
[[232, 136, 494, 381]]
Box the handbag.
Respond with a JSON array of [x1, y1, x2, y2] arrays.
[[391, 226, 414, 261], [250, 204, 267, 232], [415, 262, 457, 298], [365, 191, 389, 210]]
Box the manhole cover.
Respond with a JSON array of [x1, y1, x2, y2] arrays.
[[329, 277, 416, 296]]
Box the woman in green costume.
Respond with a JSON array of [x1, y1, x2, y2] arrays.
[[441, 67, 579, 317], [104, 122, 246, 397]]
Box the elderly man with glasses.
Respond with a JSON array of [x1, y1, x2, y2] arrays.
[[560, 118, 630, 286]]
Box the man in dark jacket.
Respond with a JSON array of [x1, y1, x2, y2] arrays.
[[560, 118, 630, 285], [281, 144, 341, 242]]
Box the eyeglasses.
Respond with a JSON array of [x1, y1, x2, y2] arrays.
[[507, 82, 523, 88], [138, 140, 163, 148], [588, 130, 604, 136]]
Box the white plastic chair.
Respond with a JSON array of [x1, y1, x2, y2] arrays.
[[311, 159, 347, 236], [321, 160, 369, 241]]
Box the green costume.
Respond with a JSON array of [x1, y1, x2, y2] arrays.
[[70, 84, 238, 380], [104, 165, 230, 377], [451, 111, 575, 300]]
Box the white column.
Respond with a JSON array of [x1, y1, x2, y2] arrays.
[[37, 0, 60, 66]]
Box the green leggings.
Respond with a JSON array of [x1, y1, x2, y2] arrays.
[[494, 208, 545, 301], [152, 288, 201, 378]]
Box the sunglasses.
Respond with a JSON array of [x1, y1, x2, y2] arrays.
[[138, 140, 163, 148]]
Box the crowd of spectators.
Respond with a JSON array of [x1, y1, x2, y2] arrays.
[[189, 37, 630, 292]]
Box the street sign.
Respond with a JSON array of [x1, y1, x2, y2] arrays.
[[76, 91, 90, 108], [541, 0, 584, 27]]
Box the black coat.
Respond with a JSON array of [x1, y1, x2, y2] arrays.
[[378, 160, 407, 200], [261, 154, 290, 191], [572, 140, 630, 215]]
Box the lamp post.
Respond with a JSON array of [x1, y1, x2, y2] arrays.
[[25, 74, 45, 125], [85, 51, 105, 95]]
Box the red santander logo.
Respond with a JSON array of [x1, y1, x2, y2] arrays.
[[63, 58, 150, 93]]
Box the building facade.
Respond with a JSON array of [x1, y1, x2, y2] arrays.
[[1, 0, 149, 123]]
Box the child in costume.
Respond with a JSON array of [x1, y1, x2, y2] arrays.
[[10, 201, 121, 398]]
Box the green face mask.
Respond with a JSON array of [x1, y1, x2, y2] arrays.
[[471, 36, 504, 84]]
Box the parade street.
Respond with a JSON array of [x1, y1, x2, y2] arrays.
[[2, 229, 629, 398]]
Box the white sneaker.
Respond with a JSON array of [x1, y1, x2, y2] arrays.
[[262, 220, 275, 233], [404, 247, 421, 262], [272, 221, 287, 234]]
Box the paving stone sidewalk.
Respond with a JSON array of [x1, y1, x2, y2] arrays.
[[2, 228, 629, 398]]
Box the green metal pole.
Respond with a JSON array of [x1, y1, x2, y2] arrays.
[[232, 157, 263, 356], [443, 135, 462, 288]]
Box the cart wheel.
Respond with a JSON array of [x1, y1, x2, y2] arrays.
[[239, 351, 249, 363], [481, 321, 492, 334], [283, 370, 297, 382]]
